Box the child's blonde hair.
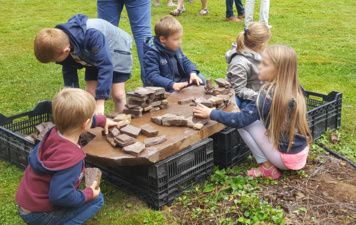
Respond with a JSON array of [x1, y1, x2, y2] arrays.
[[154, 16, 183, 39], [258, 45, 312, 152], [52, 88, 96, 133], [34, 28, 69, 63], [236, 22, 271, 53]]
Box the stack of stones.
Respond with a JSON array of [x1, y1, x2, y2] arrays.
[[123, 87, 170, 118], [103, 113, 167, 156], [23, 121, 55, 142], [151, 114, 208, 130]]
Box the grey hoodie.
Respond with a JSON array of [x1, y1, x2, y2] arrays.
[[225, 43, 265, 101]]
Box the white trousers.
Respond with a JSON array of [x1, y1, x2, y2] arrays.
[[245, 0, 270, 26]]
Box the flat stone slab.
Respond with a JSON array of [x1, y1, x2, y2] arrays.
[[83, 86, 239, 166], [85, 168, 102, 188], [144, 135, 167, 147], [123, 142, 146, 156]]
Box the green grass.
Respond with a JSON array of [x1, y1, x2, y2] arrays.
[[0, 0, 355, 224]]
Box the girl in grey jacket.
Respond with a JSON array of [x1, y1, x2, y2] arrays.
[[225, 22, 271, 107]]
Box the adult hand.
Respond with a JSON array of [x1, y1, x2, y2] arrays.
[[172, 82, 188, 91], [104, 119, 120, 134], [193, 104, 213, 119], [95, 99, 105, 115], [90, 181, 100, 199], [189, 73, 202, 85]]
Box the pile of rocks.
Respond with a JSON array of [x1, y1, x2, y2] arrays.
[[102, 114, 166, 156], [23, 121, 55, 142], [123, 87, 170, 118], [204, 78, 232, 96]]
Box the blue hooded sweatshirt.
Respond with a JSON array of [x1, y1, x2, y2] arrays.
[[143, 36, 200, 92], [55, 14, 133, 100], [15, 115, 106, 212], [210, 89, 309, 154]]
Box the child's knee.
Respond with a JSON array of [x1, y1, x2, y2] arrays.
[[112, 91, 126, 103]]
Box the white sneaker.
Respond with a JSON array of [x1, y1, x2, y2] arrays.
[[267, 25, 272, 29], [167, 3, 176, 7], [154, 3, 160, 7], [182, 4, 186, 12]]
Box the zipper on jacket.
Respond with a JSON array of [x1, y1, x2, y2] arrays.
[[113, 49, 132, 55]]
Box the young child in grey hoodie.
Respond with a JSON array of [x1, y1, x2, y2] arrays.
[[225, 22, 271, 107]]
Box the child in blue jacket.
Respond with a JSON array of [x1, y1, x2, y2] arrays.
[[34, 14, 133, 114], [16, 88, 119, 225], [143, 16, 206, 92]]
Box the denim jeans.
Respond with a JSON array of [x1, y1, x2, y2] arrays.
[[226, 0, 245, 17], [18, 192, 104, 225], [235, 96, 249, 108], [97, 0, 152, 81]]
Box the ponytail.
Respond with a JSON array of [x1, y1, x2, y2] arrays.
[[236, 31, 245, 53]]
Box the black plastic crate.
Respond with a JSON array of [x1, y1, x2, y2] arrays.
[[0, 101, 52, 170], [303, 88, 342, 140], [86, 138, 214, 210], [211, 127, 242, 151], [214, 143, 251, 169]]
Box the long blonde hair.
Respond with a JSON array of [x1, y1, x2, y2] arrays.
[[257, 45, 312, 152], [236, 22, 271, 53]]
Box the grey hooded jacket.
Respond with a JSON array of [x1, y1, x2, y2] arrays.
[[225, 43, 265, 101]]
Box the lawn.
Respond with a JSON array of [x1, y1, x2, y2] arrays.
[[0, 0, 355, 224]]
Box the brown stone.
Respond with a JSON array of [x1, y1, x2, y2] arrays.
[[143, 105, 153, 112], [163, 92, 170, 99], [122, 142, 146, 156], [25, 133, 37, 142], [128, 100, 149, 108], [195, 97, 213, 108], [140, 124, 159, 137], [161, 99, 169, 105], [37, 122, 55, 139], [161, 114, 188, 127], [134, 87, 154, 95], [123, 107, 143, 116], [109, 127, 120, 137], [114, 114, 131, 122], [144, 135, 167, 147], [125, 103, 142, 109], [126, 91, 146, 98], [145, 86, 166, 95], [149, 107, 161, 113], [216, 95, 230, 101], [35, 124, 45, 133], [205, 89, 214, 95], [130, 96, 148, 102], [215, 78, 231, 88], [106, 133, 118, 147], [159, 104, 169, 110], [205, 77, 213, 90], [151, 116, 163, 125], [150, 101, 161, 107], [213, 88, 227, 96], [106, 112, 120, 119], [117, 120, 130, 128], [186, 116, 195, 128], [120, 125, 141, 138], [85, 168, 102, 188], [189, 102, 197, 106], [114, 134, 136, 147], [193, 119, 209, 130], [209, 96, 224, 105], [178, 97, 194, 105]]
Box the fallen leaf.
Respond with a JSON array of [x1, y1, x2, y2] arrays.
[[340, 161, 346, 166]]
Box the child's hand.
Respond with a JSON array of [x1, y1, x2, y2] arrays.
[[90, 181, 101, 199], [95, 99, 105, 115], [173, 82, 188, 91], [104, 119, 120, 134], [189, 73, 202, 86], [193, 104, 213, 119]]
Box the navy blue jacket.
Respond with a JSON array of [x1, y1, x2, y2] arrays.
[[210, 90, 308, 154], [143, 36, 199, 92], [55, 14, 132, 100]]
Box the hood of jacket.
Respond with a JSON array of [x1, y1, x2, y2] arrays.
[[144, 36, 177, 58], [28, 127, 86, 174], [225, 43, 262, 64], [55, 14, 88, 56]]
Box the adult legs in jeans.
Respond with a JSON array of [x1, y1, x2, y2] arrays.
[[238, 120, 289, 176], [97, 0, 152, 82], [18, 193, 104, 225]]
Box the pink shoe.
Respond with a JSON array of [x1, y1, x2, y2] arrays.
[[246, 165, 281, 179]]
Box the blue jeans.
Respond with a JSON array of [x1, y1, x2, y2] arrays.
[[97, 0, 152, 81], [235, 96, 249, 108], [18, 193, 104, 225], [226, 0, 245, 17]]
